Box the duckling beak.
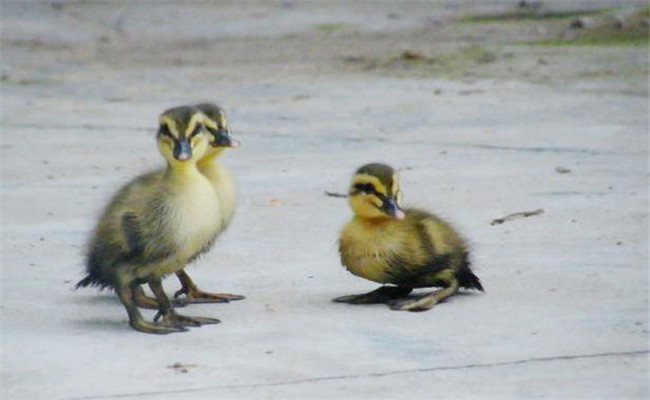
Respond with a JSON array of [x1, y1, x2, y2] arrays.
[[383, 197, 405, 220], [211, 129, 240, 149], [173, 139, 192, 161]]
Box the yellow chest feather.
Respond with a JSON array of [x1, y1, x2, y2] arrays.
[[340, 218, 408, 283], [166, 172, 222, 260], [200, 162, 236, 229]]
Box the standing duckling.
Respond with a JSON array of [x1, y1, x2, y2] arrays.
[[77, 106, 222, 334], [172, 102, 245, 304], [132, 103, 245, 307], [334, 163, 483, 312]]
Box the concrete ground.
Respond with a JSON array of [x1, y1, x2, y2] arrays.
[[1, 1, 648, 399]]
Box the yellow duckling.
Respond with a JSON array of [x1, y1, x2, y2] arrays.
[[334, 163, 483, 311], [172, 102, 245, 304], [77, 106, 222, 334]]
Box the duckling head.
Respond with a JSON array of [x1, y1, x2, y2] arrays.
[[348, 163, 405, 220], [194, 103, 240, 157], [157, 106, 210, 164]]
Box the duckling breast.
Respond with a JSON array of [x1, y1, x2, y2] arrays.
[[339, 218, 411, 283], [165, 173, 223, 261], [209, 164, 236, 229]]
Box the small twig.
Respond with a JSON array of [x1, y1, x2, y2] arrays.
[[324, 191, 348, 198], [491, 209, 544, 225]]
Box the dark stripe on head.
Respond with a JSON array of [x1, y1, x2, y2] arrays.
[[194, 103, 227, 129], [159, 105, 203, 140], [351, 182, 387, 201], [356, 163, 395, 192]]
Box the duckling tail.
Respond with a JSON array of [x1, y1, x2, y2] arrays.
[[457, 267, 484, 292], [75, 272, 108, 289], [75, 275, 95, 289]]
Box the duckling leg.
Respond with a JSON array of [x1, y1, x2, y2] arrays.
[[389, 270, 459, 312], [149, 278, 221, 327], [115, 283, 187, 334], [332, 285, 413, 304], [173, 270, 245, 306], [131, 285, 159, 309], [131, 285, 188, 309]]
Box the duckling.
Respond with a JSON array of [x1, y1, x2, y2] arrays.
[[334, 163, 483, 312], [131, 103, 245, 308], [172, 102, 245, 304], [76, 106, 222, 334]]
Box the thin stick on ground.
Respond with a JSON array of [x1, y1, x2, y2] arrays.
[[324, 191, 348, 198], [491, 208, 544, 225]]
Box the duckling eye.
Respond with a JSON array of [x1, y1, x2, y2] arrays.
[[158, 125, 174, 147], [190, 124, 203, 138], [158, 124, 172, 138], [354, 183, 375, 194]]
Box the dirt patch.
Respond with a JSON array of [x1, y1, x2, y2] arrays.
[[1, 2, 647, 92]]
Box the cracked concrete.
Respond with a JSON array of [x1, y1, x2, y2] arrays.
[[1, 1, 648, 399], [64, 351, 649, 400]]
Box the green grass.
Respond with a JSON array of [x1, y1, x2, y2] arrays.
[[376, 45, 500, 79], [461, 9, 608, 23], [316, 23, 348, 33], [386, 45, 497, 69], [536, 28, 649, 47]]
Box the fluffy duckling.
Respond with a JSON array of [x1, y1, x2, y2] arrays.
[[77, 106, 222, 334], [334, 163, 483, 312], [172, 102, 245, 304]]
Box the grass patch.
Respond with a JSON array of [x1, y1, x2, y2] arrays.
[[316, 23, 348, 33], [353, 45, 501, 79], [536, 28, 649, 46], [461, 8, 608, 23], [388, 46, 498, 69]]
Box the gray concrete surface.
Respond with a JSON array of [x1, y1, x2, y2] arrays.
[[1, 1, 648, 399]]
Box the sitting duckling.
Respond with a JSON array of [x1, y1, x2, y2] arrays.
[[334, 163, 483, 312], [76, 106, 222, 334], [132, 103, 245, 307]]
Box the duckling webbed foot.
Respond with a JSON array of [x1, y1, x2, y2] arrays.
[[389, 277, 459, 312], [333, 286, 413, 304], [116, 285, 187, 334], [173, 270, 245, 306], [153, 310, 220, 327], [149, 278, 220, 328], [132, 318, 189, 334]]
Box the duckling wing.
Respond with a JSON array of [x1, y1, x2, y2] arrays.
[[381, 210, 463, 286], [87, 172, 174, 268], [120, 211, 174, 265], [387, 209, 481, 290], [385, 253, 456, 287], [121, 213, 146, 259]]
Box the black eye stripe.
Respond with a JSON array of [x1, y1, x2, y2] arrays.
[[353, 183, 387, 200], [158, 125, 175, 140], [353, 183, 373, 193], [189, 124, 203, 138]]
